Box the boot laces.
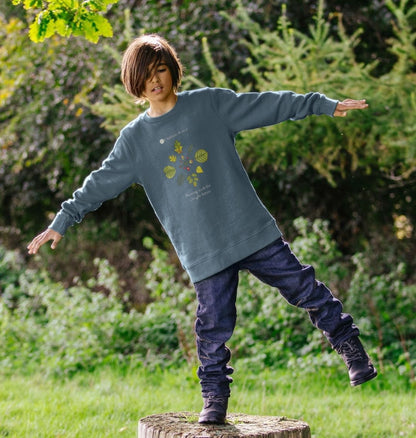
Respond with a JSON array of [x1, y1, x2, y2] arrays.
[[203, 397, 227, 409], [339, 340, 365, 364]]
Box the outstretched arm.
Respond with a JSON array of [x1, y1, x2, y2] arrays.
[[333, 99, 368, 117], [26, 132, 137, 252], [27, 228, 62, 255]]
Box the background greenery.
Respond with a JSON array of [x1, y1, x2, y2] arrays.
[[1, 0, 415, 391], [1, 218, 415, 382]]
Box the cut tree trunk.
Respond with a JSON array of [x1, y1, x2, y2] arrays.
[[138, 412, 311, 438]]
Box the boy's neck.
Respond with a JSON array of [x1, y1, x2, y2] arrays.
[[147, 93, 178, 118]]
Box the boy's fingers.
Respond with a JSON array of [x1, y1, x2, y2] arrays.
[[27, 230, 62, 254], [27, 237, 44, 254], [334, 99, 368, 117], [339, 99, 368, 110], [51, 235, 62, 249]]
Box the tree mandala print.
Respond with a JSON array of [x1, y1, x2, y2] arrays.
[[163, 140, 208, 187]]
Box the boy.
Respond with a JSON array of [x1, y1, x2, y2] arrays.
[[28, 34, 377, 424]]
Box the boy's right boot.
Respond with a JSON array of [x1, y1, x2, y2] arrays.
[[336, 336, 377, 386], [198, 396, 228, 424]]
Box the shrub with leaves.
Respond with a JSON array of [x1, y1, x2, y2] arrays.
[[11, 0, 117, 43], [0, 244, 186, 375], [346, 253, 416, 382], [143, 237, 198, 365], [221, 0, 416, 185], [1, 214, 416, 383]]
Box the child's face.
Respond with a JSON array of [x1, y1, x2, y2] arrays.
[[142, 62, 175, 104]]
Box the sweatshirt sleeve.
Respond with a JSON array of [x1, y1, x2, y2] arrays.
[[49, 133, 138, 236], [208, 88, 338, 134]]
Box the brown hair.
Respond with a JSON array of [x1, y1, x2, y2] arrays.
[[121, 34, 183, 102]]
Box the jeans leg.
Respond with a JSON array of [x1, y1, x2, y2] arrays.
[[240, 238, 359, 348], [194, 264, 239, 398]]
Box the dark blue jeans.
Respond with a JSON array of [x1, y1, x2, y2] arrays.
[[193, 237, 359, 398]]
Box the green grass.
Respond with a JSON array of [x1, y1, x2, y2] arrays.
[[0, 365, 414, 438]]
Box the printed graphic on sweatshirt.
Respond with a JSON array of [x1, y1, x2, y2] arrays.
[[163, 140, 208, 187]]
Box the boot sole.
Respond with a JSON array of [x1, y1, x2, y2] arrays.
[[351, 369, 378, 386], [198, 417, 226, 425]]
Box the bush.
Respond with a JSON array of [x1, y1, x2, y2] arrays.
[[346, 252, 416, 381], [0, 245, 186, 376], [1, 216, 415, 383]]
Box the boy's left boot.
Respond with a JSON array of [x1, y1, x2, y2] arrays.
[[198, 396, 228, 424], [336, 336, 377, 386]]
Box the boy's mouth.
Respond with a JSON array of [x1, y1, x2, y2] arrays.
[[152, 86, 163, 93]]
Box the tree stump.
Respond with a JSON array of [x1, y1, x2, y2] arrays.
[[138, 412, 311, 438]]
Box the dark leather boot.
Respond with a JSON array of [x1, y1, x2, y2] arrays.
[[336, 336, 377, 386], [198, 397, 228, 424]]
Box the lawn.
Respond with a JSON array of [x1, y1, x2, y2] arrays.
[[0, 365, 414, 437]]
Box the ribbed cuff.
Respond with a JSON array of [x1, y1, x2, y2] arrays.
[[320, 96, 338, 116], [48, 210, 74, 236]]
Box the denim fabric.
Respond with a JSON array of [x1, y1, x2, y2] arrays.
[[193, 237, 359, 398]]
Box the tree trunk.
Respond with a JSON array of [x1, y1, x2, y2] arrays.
[[139, 412, 311, 438]]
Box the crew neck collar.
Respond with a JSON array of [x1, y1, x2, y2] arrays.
[[143, 94, 182, 123]]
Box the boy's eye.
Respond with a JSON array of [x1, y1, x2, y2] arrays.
[[157, 67, 167, 73]]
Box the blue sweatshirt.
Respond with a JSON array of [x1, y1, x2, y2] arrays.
[[50, 87, 338, 283]]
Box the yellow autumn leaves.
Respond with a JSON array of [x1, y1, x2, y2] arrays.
[[163, 141, 208, 187]]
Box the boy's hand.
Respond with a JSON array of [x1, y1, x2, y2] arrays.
[[27, 229, 62, 255], [333, 99, 368, 117]]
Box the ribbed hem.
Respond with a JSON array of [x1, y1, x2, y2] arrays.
[[188, 221, 282, 283]]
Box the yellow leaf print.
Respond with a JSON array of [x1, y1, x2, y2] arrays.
[[187, 173, 198, 186], [164, 166, 176, 179], [174, 140, 183, 154], [164, 142, 209, 187], [195, 149, 208, 163]]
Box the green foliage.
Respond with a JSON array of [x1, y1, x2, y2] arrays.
[[89, 83, 145, 137], [385, 0, 416, 75], [1, 0, 414, 266], [1, 0, 416, 386], [0, 12, 120, 237], [219, 0, 416, 186], [0, 244, 186, 376], [346, 253, 416, 380], [0, 18, 26, 107], [3, 217, 415, 383], [290, 217, 348, 286], [143, 237, 197, 365], [11, 0, 117, 43]]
